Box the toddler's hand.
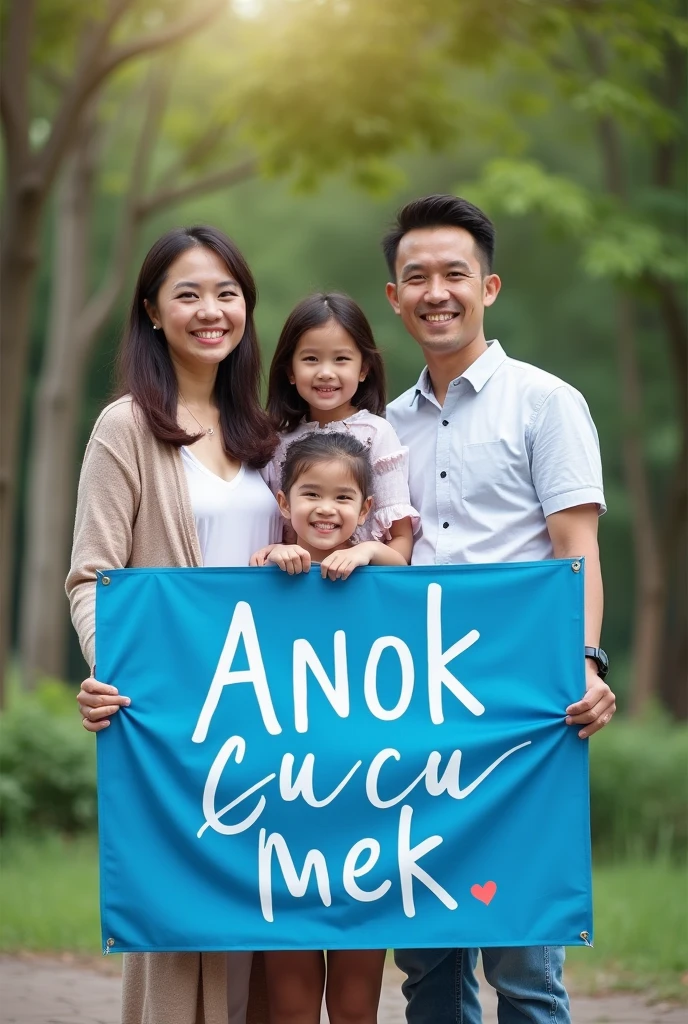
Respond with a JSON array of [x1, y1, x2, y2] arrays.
[[266, 544, 312, 575], [320, 545, 372, 581]]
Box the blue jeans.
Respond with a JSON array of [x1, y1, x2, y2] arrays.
[[394, 946, 571, 1024]]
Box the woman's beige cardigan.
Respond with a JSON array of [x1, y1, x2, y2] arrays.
[[66, 396, 269, 1024]]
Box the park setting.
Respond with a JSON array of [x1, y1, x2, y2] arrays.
[[1, 1, 686, 1022]]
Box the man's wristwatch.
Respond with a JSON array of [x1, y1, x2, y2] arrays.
[[584, 647, 609, 680]]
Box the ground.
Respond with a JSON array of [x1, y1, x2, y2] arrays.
[[1, 956, 685, 1024]]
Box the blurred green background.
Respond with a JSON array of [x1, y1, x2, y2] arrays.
[[1, 0, 686, 1000]]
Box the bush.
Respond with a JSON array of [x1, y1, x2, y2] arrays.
[[589, 711, 688, 858], [0, 679, 96, 834]]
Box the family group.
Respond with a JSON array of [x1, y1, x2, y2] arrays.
[[66, 194, 615, 1024]]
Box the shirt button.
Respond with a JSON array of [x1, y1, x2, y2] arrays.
[[440, 471, 447, 479], [442, 419, 449, 426], [443, 522, 449, 529]]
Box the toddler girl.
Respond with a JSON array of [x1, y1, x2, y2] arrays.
[[262, 292, 418, 564], [253, 430, 393, 1020]]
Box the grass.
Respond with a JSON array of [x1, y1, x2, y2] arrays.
[[566, 858, 688, 1002], [0, 833, 102, 953], [1, 834, 686, 1000]]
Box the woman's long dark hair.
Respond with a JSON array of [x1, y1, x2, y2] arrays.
[[116, 225, 277, 467], [266, 292, 386, 433]]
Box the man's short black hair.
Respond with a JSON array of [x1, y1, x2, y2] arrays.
[[382, 194, 495, 278]]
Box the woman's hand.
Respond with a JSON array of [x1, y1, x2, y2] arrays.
[[265, 544, 312, 575], [77, 676, 130, 733]]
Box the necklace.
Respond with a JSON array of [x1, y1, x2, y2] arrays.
[[178, 395, 217, 437]]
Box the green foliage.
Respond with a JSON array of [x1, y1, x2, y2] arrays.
[[467, 159, 593, 233], [589, 711, 688, 858], [467, 158, 688, 284], [0, 680, 96, 835]]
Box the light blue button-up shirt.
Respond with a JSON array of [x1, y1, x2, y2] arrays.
[[387, 340, 605, 566]]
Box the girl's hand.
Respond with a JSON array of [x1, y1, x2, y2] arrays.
[[266, 544, 312, 575], [77, 675, 130, 733], [250, 544, 281, 567], [320, 545, 373, 581]]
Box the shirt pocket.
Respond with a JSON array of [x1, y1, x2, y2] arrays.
[[461, 440, 511, 506]]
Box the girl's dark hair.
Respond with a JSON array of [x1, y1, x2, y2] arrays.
[[266, 292, 386, 432], [116, 225, 277, 467], [280, 432, 373, 501]]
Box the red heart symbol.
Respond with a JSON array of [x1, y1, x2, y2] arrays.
[[471, 881, 497, 905]]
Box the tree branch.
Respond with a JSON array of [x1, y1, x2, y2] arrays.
[[36, 0, 224, 194], [153, 120, 239, 192], [102, 0, 226, 76], [651, 41, 685, 189], [648, 276, 688, 421], [77, 65, 172, 344], [576, 26, 627, 199], [136, 158, 257, 220], [27, 0, 134, 193], [0, 0, 36, 172]]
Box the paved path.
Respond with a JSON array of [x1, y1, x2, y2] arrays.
[[0, 955, 685, 1024]]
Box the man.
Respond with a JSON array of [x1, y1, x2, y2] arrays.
[[384, 194, 616, 1024]]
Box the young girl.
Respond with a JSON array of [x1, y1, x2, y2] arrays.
[[252, 431, 395, 1021], [261, 292, 419, 564]]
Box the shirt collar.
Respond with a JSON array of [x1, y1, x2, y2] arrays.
[[461, 339, 507, 392], [412, 339, 507, 405]]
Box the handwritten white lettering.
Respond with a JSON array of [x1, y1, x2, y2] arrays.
[[293, 631, 349, 733], [398, 804, 458, 917], [258, 829, 332, 923], [427, 583, 483, 722], [364, 637, 415, 720], [192, 602, 281, 742]]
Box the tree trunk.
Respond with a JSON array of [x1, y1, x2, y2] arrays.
[[615, 294, 666, 715], [0, 181, 46, 703], [659, 432, 688, 718], [19, 122, 97, 686], [582, 52, 668, 714], [654, 281, 688, 718]]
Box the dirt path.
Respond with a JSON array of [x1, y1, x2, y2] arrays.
[[0, 955, 684, 1024]]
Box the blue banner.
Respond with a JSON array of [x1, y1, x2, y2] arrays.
[[96, 562, 592, 954]]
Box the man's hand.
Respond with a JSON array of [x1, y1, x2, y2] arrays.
[[565, 660, 616, 738], [264, 544, 312, 575], [77, 676, 131, 733]]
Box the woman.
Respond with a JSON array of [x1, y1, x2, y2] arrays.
[[66, 225, 279, 1024]]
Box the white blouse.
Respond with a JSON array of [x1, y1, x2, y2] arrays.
[[264, 409, 420, 542], [181, 447, 281, 567]]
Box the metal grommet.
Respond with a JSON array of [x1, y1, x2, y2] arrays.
[[102, 576, 111, 586], [571, 560, 581, 573], [579, 930, 592, 946], [107, 937, 115, 947]]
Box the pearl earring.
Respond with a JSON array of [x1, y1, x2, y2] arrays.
[[153, 325, 160, 330]]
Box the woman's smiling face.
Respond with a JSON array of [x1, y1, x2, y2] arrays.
[[144, 245, 246, 373]]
